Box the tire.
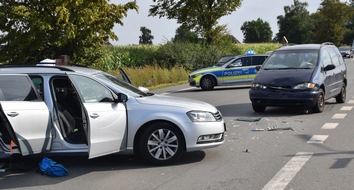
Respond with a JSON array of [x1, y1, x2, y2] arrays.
[[312, 89, 325, 113], [252, 103, 266, 112], [139, 122, 185, 165], [200, 76, 215, 91], [335, 84, 346, 103]]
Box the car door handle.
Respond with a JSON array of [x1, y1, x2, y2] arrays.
[[7, 112, 19, 117], [90, 113, 99, 119]]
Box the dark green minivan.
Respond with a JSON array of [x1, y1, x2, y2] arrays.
[[249, 43, 347, 113]]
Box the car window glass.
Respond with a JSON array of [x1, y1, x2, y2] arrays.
[[251, 56, 267, 66], [263, 50, 317, 69], [30, 76, 44, 100], [69, 75, 114, 103], [327, 47, 341, 66], [0, 75, 39, 101], [321, 49, 332, 67], [229, 58, 243, 67]]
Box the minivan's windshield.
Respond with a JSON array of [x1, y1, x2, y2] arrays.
[[94, 72, 148, 97], [262, 50, 318, 70]]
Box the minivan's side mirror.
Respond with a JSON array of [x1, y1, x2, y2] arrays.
[[255, 65, 261, 71], [324, 64, 336, 71]]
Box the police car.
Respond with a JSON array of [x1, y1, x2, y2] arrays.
[[189, 52, 269, 90]]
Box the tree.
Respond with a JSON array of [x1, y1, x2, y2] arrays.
[[240, 18, 272, 43], [149, 0, 242, 45], [314, 0, 352, 45], [173, 27, 199, 43], [139, 27, 154, 45], [276, 0, 315, 44], [0, 1, 137, 65]]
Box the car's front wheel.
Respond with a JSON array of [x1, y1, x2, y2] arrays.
[[200, 76, 215, 90], [139, 122, 185, 165], [312, 89, 325, 113], [335, 84, 346, 103]]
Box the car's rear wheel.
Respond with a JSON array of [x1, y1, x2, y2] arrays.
[[335, 84, 346, 103], [252, 103, 266, 112], [139, 122, 185, 165], [200, 76, 215, 91], [312, 89, 325, 113]]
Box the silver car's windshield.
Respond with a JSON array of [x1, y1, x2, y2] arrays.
[[94, 72, 148, 97], [262, 50, 318, 70]]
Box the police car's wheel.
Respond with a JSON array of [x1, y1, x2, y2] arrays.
[[312, 89, 324, 113], [139, 122, 185, 165], [252, 103, 266, 112], [335, 84, 346, 103], [200, 76, 215, 90]]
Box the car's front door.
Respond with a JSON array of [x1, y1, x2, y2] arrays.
[[222, 57, 250, 85], [0, 75, 51, 156], [68, 74, 127, 159]]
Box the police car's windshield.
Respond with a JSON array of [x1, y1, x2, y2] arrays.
[[215, 56, 237, 66], [262, 50, 318, 70], [94, 72, 148, 97]]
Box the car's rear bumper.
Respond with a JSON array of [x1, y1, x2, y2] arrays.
[[249, 89, 320, 108]]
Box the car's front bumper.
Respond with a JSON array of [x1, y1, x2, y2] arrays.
[[182, 120, 226, 152], [249, 88, 320, 108]]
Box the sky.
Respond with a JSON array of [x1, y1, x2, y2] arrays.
[[111, 0, 325, 45]]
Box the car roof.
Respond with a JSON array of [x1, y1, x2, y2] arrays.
[[276, 43, 339, 52], [0, 65, 102, 75]]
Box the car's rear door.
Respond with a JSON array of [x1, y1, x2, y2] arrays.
[[0, 74, 51, 156], [68, 74, 127, 159], [249, 56, 268, 81]]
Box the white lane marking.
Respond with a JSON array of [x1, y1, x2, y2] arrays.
[[347, 100, 354, 104], [262, 152, 313, 190], [340, 106, 353, 111], [307, 135, 328, 144], [332, 113, 347, 119], [321, 123, 338, 129]]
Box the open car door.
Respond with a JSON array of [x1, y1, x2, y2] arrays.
[[68, 74, 127, 159], [0, 75, 51, 156]]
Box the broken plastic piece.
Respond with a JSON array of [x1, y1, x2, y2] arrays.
[[251, 128, 264, 131], [267, 126, 294, 131], [236, 117, 262, 122]]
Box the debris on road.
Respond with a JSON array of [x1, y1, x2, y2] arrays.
[[267, 126, 294, 131], [236, 117, 262, 122], [251, 128, 265, 131]]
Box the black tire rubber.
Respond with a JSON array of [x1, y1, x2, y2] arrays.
[[312, 89, 325, 113], [252, 103, 266, 112], [200, 76, 215, 91], [335, 84, 346, 103], [139, 122, 185, 165]]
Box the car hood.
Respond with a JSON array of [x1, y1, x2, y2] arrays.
[[190, 66, 220, 75], [255, 69, 314, 86], [135, 94, 218, 112]]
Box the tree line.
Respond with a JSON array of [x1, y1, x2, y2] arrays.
[[0, 0, 353, 66]]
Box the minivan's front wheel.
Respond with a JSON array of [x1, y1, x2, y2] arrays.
[[335, 84, 346, 103], [200, 76, 215, 90], [312, 89, 325, 113], [252, 103, 266, 112], [139, 122, 185, 165]]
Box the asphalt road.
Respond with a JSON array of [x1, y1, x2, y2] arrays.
[[1, 58, 354, 190]]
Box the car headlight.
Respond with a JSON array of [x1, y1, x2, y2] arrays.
[[251, 83, 266, 89], [187, 111, 216, 122], [190, 73, 201, 78], [293, 82, 316, 90]]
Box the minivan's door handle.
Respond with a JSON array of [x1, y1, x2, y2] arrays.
[[7, 112, 19, 117], [90, 113, 99, 119]]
